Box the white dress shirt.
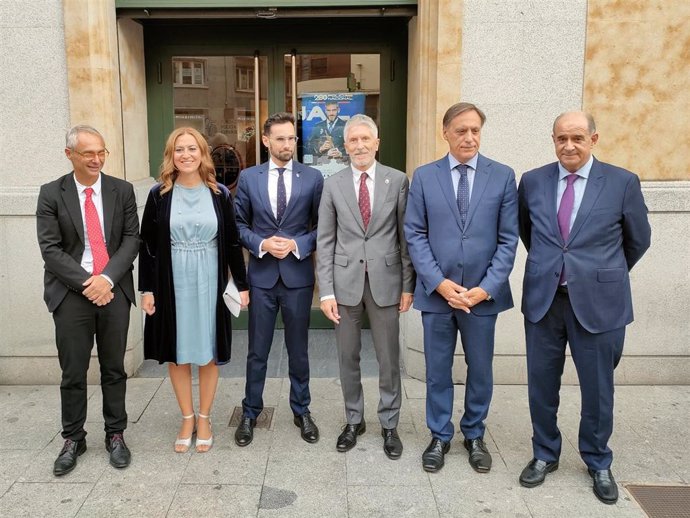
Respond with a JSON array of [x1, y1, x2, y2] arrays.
[[258, 159, 300, 259], [74, 174, 113, 285]]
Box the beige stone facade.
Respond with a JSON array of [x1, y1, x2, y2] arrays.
[[0, 0, 687, 383]]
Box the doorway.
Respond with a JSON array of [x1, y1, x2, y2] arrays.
[[143, 17, 408, 327]]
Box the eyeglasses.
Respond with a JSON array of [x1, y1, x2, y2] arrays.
[[74, 149, 110, 160], [270, 137, 298, 145]]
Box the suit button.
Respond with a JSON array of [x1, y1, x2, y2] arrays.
[[359, 259, 364, 263], [563, 247, 568, 252], [364, 237, 369, 241], [554, 272, 559, 277], [462, 236, 468, 240]]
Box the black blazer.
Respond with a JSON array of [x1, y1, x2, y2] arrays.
[[36, 172, 140, 312], [138, 182, 249, 364]]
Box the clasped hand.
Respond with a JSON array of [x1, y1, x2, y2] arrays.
[[436, 279, 487, 313], [262, 236, 296, 259], [82, 275, 113, 306]]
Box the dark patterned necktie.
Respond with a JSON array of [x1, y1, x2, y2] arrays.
[[456, 164, 469, 226], [358, 172, 371, 230], [276, 167, 286, 221]]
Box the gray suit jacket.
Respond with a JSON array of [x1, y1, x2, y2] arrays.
[[316, 162, 415, 307]]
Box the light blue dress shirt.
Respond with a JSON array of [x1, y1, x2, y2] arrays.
[[448, 153, 478, 202]]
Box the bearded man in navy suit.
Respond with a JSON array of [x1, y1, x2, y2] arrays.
[[233, 112, 324, 446], [517, 111, 651, 505], [405, 102, 518, 473]]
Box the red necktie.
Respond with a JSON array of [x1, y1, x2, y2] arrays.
[[84, 187, 109, 275], [358, 172, 371, 230]]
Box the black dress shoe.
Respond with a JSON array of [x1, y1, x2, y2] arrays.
[[519, 458, 559, 488], [381, 428, 403, 459], [588, 468, 619, 504], [422, 438, 450, 473], [463, 437, 492, 473], [294, 412, 319, 443], [105, 433, 131, 469], [336, 420, 366, 452], [235, 416, 256, 447], [53, 438, 87, 476]]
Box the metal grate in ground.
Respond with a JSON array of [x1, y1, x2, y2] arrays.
[[626, 485, 690, 518], [228, 406, 274, 429]]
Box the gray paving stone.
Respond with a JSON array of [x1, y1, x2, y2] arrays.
[[521, 484, 645, 517], [167, 483, 261, 517], [264, 448, 346, 488], [348, 484, 440, 517], [181, 445, 269, 485], [0, 450, 38, 485], [86, 378, 164, 425], [76, 481, 176, 518], [346, 427, 429, 486], [258, 483, 348, 517], [98, 451, 188, 485], [403, 377, 427, 399], [18, 436, 108, 484], [0, 481, 93, 518]]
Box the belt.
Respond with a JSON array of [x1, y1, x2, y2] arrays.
[[556, 285, 569, 295]]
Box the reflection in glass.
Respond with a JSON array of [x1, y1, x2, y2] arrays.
[[172, 55, 268, 189], [285, 54, 380, 178]]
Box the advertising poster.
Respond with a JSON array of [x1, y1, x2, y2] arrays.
[[301, 93, 366, 178]]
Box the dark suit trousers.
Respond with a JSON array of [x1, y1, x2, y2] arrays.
[[52, 286, 130, 441], [243, 279, 312, 418], [525, 290, 625, 470], [422, 310, 497, 442], [335, 275, 402, 428]]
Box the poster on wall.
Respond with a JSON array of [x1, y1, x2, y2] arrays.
[[301, 93, 366, 178]]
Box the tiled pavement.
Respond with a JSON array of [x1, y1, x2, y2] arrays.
[[1, 332, 688, 517]]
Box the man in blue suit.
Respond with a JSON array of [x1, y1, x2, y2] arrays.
[[233, 112, 324, 446], [405, 102, 518, 473], [517, 111, 651, 504]]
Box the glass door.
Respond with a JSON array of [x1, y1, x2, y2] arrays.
[[172, 54, 268, 189]]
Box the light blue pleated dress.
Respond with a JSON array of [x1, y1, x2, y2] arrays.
[[170, 183, 218, 365]]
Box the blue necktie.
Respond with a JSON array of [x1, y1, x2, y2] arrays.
[[276, 167, 286, 221], [456, 164, 469, 226]]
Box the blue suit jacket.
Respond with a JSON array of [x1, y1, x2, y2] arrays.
[[404, 154, 519, 314], [234, 161, 323, 289], [518, 158, 651, 333]]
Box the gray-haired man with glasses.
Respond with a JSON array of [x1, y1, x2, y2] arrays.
[[233, 112, 324, 446], [36, 125, 139, 476]]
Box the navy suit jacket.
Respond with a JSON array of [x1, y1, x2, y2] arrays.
[[518, 158, 651, 333], [234, 161, 323, 289], [405, 154, 519, 314]]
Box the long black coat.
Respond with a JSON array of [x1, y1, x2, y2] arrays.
[[138, 182, 248, 364]]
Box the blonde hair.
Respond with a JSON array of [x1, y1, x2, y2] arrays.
[[159, 127, 219, 195]]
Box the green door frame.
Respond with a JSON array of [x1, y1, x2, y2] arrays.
[[143, 18, 408, 327]]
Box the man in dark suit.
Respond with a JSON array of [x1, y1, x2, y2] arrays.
[[517, 111, 651, 504], [36, 125, 139, 476], [405, 102, 518, 473], [307, 101, 346, 159], [317, 114, 415, 458], [233, 112, 324, 446]]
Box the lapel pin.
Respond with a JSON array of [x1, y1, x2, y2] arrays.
[[296, 173, 300, 178], [385, 178, 389, 184]]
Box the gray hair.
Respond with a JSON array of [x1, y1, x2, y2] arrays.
[[343, 114, 378, 141], [552, 111, 596, 134], [65, 125, 104, 150]]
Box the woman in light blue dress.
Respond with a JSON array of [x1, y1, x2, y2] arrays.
[[139, 127, 249, 453]]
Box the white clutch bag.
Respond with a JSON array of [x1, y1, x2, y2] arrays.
[[223, 278, 242, 317]]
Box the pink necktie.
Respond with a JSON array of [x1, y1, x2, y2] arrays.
[[557, 174, 578, 283], [358, 172, 371, 230], [84, 188, 109, 275]]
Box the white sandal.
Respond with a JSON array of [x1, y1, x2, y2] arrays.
[[195, 413, 213, 453], [174, 413, 196, 453]]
